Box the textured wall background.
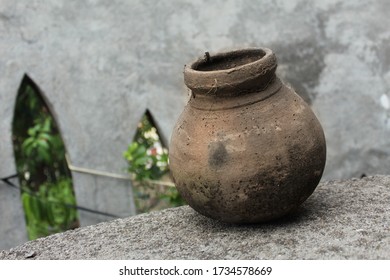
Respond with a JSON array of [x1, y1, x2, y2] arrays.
[[1, 0, 390, 249]]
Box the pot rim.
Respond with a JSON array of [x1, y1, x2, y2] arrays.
[[184, 47, 277, 95]]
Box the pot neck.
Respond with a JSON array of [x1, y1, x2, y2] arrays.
[[189, 77, 282, 111], [184, 48, 277, 97]]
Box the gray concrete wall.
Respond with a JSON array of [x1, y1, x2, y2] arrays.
[[0, 177, 27, 250], [1, 0, 390, 249]]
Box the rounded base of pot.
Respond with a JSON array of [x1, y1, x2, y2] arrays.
[[192, 205, 300, 224], [175, 177, 319, 224]]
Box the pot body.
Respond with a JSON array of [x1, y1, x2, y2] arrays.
[[169, 48, 326, 223]]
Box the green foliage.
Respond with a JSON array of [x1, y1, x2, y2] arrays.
[[12, 78, 79, 240], [123, 113, 186, 213], [21, 178, 78, 240], [13, 83, 71, 189], [123, 142, 169, 181], [22, 117, 65, 168], [160, 186, 186, 207]]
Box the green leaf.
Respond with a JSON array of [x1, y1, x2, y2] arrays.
[[24, 144, 34, 157], [134, 156, 150, 166], [39, 133, 52, 142], [38, 146, 51, 163], [43, 117, 51, 132], [128, 142, 139, 154], [21, 137, 35, 150], [27, 127, 37, 136], [133, 145, 147, 158], [37, 139, 49, 149]]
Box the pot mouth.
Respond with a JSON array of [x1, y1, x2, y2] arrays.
[[184, 48, 277, 96], [191, 49, 267, 72]]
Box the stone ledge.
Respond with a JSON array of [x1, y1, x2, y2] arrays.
[[1, 175, 389, 260]]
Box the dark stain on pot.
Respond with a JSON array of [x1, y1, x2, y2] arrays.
[[208, 141, 228, 169]]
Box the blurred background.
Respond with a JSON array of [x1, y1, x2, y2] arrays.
[[1, 0, 389, 250]]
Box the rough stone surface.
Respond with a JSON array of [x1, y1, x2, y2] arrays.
[[1, 0, 390, 249], [1, 175, 389, 260]]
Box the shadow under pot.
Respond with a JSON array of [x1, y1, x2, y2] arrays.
[[169, 48, 326, 223]]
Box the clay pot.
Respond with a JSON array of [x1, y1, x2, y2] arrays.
[[169, 48, 326, 223]]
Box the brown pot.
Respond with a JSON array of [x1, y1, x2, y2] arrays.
[[169, 48, 326, 223]]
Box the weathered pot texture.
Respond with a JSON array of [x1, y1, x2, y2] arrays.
[[169, 48, 326, 223]]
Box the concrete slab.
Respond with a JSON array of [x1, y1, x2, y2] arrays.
[[1, 175, 389, 260]]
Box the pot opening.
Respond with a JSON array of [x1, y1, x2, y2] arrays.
[[192, 49, 266, 72]]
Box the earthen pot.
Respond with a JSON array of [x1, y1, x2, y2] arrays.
[[169, 48, 326, 223]]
